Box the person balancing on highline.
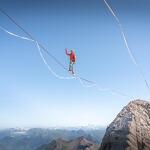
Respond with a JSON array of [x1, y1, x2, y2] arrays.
[[65, 48, 76, 74]]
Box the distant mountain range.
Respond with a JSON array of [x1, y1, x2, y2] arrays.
[[0, 127, 105, 150], [36, 137, 99, 150]]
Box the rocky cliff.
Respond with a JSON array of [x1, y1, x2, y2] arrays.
[[99, 100, 150, 150]]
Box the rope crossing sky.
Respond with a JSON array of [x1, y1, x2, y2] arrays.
[[0, 7, 135, 99], [103, 0, 150, 91]]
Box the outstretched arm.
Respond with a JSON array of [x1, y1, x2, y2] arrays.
[[65, 48, 70, 55]]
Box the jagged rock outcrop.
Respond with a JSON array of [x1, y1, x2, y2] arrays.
[[99, 100, 150, 150], [36, 137, 99, 150]]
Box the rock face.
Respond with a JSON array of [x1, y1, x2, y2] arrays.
[[36, 137, 99, 150], [99, 100, 150, 150]]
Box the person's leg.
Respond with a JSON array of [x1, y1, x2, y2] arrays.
[[71, 62, 75, 74], [69, 61, 72, 71]]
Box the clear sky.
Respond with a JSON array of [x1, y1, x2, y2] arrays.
[[0, 0, 150, 128]]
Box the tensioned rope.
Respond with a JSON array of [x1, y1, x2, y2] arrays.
[[103, 0, 150, 91], [0, 8, 94, 83], [0, 24, 92, 85], [0, 25, 129, 97], [0, 8, 132, 98], [0, 24, 96, 85], [35, 41, 97, 88]]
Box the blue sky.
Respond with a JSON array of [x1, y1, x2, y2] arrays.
[[0, 0, 150, 128]]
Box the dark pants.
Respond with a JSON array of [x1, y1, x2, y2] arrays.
[[69, 61, 75, 73]]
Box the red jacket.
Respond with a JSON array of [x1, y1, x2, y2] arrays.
[[66, 49, 76, 63]]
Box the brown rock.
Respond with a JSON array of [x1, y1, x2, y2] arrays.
[[99, 100, 150, 150]]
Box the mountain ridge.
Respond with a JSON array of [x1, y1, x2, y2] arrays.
[[36, 136, 99, 150]]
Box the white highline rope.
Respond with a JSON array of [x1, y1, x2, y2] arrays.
[[0, 25, 131, 98], [0, 26, 34, 42], [103, 0, 150, 90]]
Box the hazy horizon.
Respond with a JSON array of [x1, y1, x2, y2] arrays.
[[0, 125, 107, 130]]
